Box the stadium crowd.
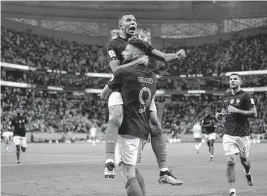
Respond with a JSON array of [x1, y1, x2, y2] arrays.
[[2, 27, 267, 76]]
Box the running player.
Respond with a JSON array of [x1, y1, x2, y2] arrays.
[[201, 110, 217, 161], [191, 121, 202, 153], [104, 39, 181, 196], [216, 73, 257, 196], [103, 12, 186, 182], [11, 108, 28, 164]]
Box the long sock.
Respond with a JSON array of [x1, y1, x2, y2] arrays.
[[135, 168, 146, 196], [151, 133, 167, 169], [125, 177, 143, 196], [210, 146, 214, 156], [240, 157, 251, 174], [16, 145, 20, 161], [227, 162, 235, 183], [105, 119, 121, 160]]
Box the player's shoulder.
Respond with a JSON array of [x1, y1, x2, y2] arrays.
[[108, 37, 124, 47]]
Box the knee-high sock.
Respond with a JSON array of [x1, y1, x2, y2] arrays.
[[125, 177, 143, 196], [151, 133, 167, 169], [105, 119, 120, 160]]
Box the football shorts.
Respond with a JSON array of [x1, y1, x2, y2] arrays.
[[108, 92, 123, 107], [205, 132, 216, 140], [13, 136, 27, 147], [115, 135, 141, 166], [2, 131, 13, 140], [223, 134, 251, 158], [193, 133, 202, 139]]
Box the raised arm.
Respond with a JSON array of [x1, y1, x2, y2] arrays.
[[151, 48, 186, 63]]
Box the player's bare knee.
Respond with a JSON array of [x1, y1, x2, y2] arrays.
[[21, 147, 26, 152], [120, 163, 136, 180], [226, 155, 235, 166], [16, 145, 20, 151]]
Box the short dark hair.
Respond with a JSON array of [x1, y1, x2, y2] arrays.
[[118, 12, 135, 22], [229, 73, 241, 79], [128, 38, 148, 53]]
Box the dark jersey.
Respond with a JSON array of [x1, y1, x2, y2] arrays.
[[222, 90, 255, 137], [107, 37, 154, 65], [11, 116, 28, 137], [201, 115, 217, 134], [108, 64, 157, 140]]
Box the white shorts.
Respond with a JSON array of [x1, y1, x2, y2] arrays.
[[13, 136, 27, 147], [205, 133, 216, 140], [108, 92, 123, 107], [115, 135, 141, 166], [193, 133, 202, 139], [223, 134, 251, 158], [2, 131, 13, 140], [90, 130, 96, 138]]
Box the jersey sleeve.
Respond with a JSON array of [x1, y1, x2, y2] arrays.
[[145, 41, 155, 56], [107, 40, 120, 63], [108, 69, 124, 90], [244, 93, 255, 110], [149, 97, 157, 112]]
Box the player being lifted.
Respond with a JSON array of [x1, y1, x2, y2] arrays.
[[216, 73, 257, 196], [103, 39, 180, 196], [11, 108, 28, 164], [103, 13, 186, 185], [201, 109, 217, 161]]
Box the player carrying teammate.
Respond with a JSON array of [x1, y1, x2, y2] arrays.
[[103, 13, 186, 185], [104, 39, 181, 196], [191, 121, 202, 153], [201, 109, 217, 161], [216, 73, 257, 196], [11, 108, 28, 164]]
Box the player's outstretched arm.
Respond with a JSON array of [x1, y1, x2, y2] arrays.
[[109, 56, 149, 73], [151, 49, 186, 63]]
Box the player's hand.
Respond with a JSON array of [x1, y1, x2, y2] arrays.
[[176, 49, 186, 60], [137, 55, 149, 65], [227, 105, 239, 114], [101, 85, 113, 99]]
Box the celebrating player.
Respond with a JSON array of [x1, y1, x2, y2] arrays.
[[11, 108, 28, 164], [103, 12, 186, 183], [216, 73, 257, 196], [201, 109, 217, 161], [191, 121, 202, 153], [103, 39, 182, 196]]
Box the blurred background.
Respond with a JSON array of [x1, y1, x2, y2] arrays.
[[1, 1, 267, 143]]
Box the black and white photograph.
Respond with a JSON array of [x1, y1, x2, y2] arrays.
[[1, 1, 267, 196]]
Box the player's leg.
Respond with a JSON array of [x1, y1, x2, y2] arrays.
[[119, 135, 144, 196], [238, 136, 253, 186], [209, 139, 215, 161], [104, 92, 123, 178], [13, 136, 21, 164], [21, 137, 27, 153], [149, 110, 183, 186], [3, 136, 9, 151], [223, 134, 239, 196]]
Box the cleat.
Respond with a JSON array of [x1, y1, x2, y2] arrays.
[[229, 188, 237, 196], [104, 162, 116, 178], [209, 156, 213, 161], [17, 161, 20, 164], [245, 172, 253, 186], [158, 170, 183, 186]]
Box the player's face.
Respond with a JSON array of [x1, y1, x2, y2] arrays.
[[122, 44, 135, 62], [120, 15, 137, 36], [229, 75, 242, 89]]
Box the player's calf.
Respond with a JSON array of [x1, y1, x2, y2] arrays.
[[21, 146, 26, 153], [16, 145, 21, 164], [226, 155, 236, 183], [240, 156, 253, 186]]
